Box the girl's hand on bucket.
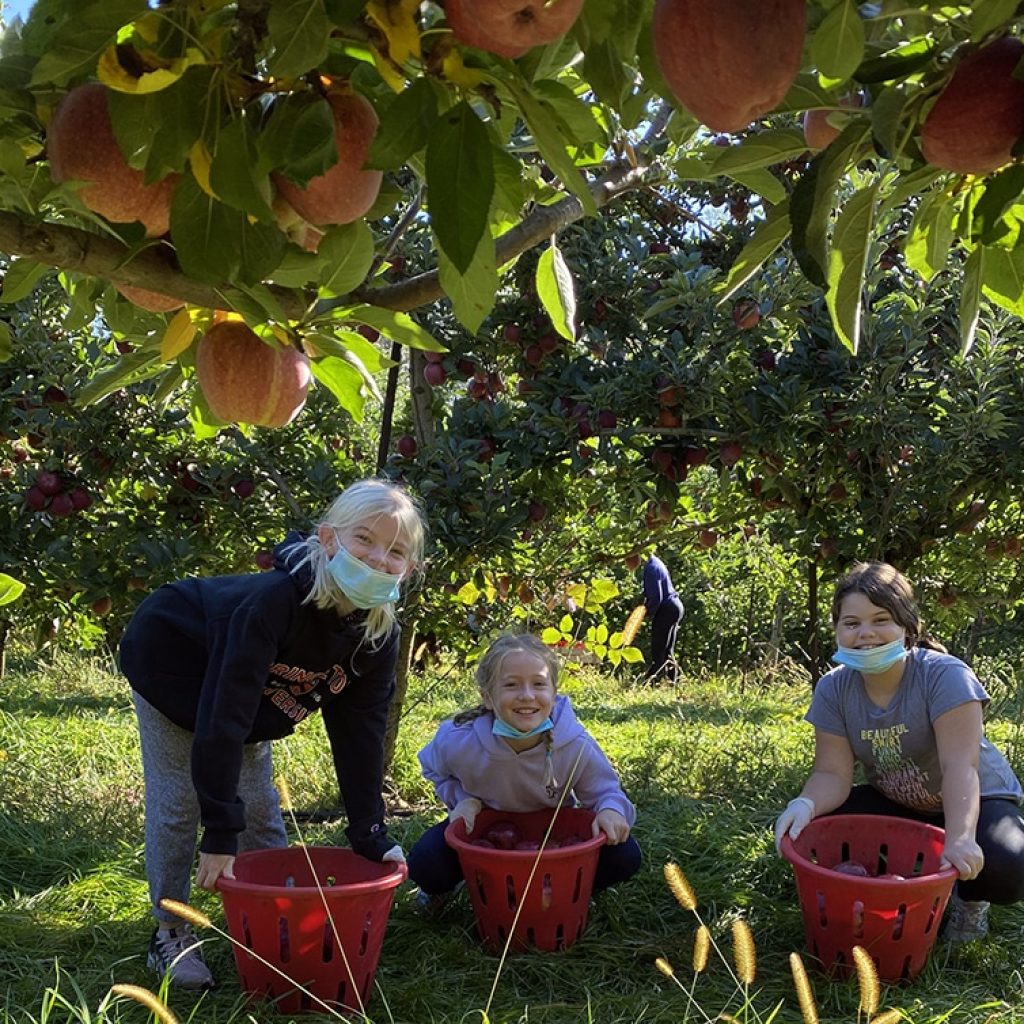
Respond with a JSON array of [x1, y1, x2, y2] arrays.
[[774, 796, 815, 853], [450, 797, 483, 833], [941, 835, 984, 880], [381, 844, 406, 865], [594, 809, 630, 844], [197, 852, 235, 891]]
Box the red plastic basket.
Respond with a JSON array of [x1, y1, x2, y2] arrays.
[[445, 807, 605, 953], [780, 814, 957, 982], [217, 846, 406, 1014]]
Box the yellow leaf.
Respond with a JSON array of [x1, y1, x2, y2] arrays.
[[131, 11, 162, 44], [442, 50, 488, 90], [98, 45, 207, 95], [369, 47, 407, 93], [189, 140, 216, 198], [161, 309, 198, 362], [366, 0, 422, 65]]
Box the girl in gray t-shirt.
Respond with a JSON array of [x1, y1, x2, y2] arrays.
[[775, 561, 1024, 944]]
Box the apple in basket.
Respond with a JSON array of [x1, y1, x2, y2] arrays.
[[471, 838, 496, 848], [832, 860, 870, 876], [514, 840, 541, 851], [485, 820, 523, 849]]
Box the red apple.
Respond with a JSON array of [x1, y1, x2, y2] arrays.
[[36, 470, 63, 496], [25, 486, 48, 511], [396, 435, 418, 459], [502, 322, 523, 345], [255, 551, 275, 571], [68, 487, 92, 511], [446, 0, 585, 59], [231, 478, 255, 499], [424, 362, 447, 387], [50, 492, 75, 518], [832, 860, 870, 876], [486, 821, 522, 850], [732, 298, 761, 330], [719, 440, 743, 467], [91, 596, 113, 617], [698, 529, 718, 549]]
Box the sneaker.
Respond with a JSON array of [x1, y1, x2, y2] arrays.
[[148, 925, 215, 990], [413, 879, 464, 916], [942, 890, 990, 944]]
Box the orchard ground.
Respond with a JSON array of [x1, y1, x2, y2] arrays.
[[2, 647, 1023, 1024]]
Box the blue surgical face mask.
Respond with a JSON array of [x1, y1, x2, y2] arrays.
[[326, 544, 403, 609], [832, 635, 909, 674], [492, 716, 554, 740]]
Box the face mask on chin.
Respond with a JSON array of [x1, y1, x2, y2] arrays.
[[491, 716, 555, 740], [831, 635, 909, 675], [326, 544, 403, 609]]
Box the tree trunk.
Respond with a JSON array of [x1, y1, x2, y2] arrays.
[[384, 617, 417, 773], [807, 559, 821, 683], [375, 340, 403, 473]]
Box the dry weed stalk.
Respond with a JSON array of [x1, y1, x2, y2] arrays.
[[109, 984, 179, 1024], [788, 952, 819, 1024], [852, 945, 880, 1017], [655, 956, 675, 978], [731, 918, 756, 986]]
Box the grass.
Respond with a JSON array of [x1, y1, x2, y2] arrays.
[[1, 648, 1023, 1024]]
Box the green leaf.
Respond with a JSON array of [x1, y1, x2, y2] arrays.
[[620, 646, 644, 664], [366, 78, 438, 170], [980, 244, 1024, 318], [960, 246, 983, 355], [426, 101, 494, 275], [559, 614, 574, 633], [310, 355, 367, 422], [725, 167, 787, 206], [30, 0, 147, 86], [261, 93, 339, 185], [343, 305, 444, 351], [716, 200, 792, 302], [971, 0, 1020, 41], [209, 115, 275, 221], [332, 329, 397, 373], [189, 388, 226, 440], [790, 123, 871, 287], [826, 182, 878, 353], [588, 578, 619, 605], [439, 232, 498, 335], [904, 191, 956, 283], [169, 175, 286, 286], [0, 321, 11, 362], [536, 239, 576, 341], [318, 221, 375, 295], [594, 622, 609, 644], [811, 0, 865, 84], [532, 80, 606, 148], [507, 76, 597, 217], [541, 626, 563, 645], [971, 165, 1024, 245], [0, 257, 49, 303], [581, 39, 631, 108], [710, 129, 808, 175], [492, 146, 527, 219], [108, 67, 212, 180], [0, 573, 26, 607], [854, 39, 937, 84], [77, 350, 162, 407], [267, 0, 331, 78]]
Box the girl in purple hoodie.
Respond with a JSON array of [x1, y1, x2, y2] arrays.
[[407, 634, 642, 907]]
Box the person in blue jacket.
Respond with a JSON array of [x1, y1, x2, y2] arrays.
[[119, 479, 425, 990], [642, 553, 684, 684]]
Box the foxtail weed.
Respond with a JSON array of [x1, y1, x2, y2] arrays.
[[869, 1011, 905, 1024], [664, 862, 698, 911], [731, 918, 756, 986], [788, 952, 819, 1024], [108, 985, 179, 1024], [692, 924, 711, 973], [622, 605, 646, 646], [852, 945, 880, 1017]]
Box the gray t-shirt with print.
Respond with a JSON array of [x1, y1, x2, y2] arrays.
[[807, 647, 1023, 813]]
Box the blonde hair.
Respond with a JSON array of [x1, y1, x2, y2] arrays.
[[831, 561, 946, 652], [453, 634, 561, 726], [283, 479, 426, 643]]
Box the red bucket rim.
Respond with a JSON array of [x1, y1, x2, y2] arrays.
[[216, 845, 407, 897], [780, 814, 958, 884], [445, 809, 606, 857]]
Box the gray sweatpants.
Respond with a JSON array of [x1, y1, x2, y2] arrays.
[[133, 693, 288, 926]]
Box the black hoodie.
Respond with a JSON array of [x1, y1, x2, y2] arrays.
[[119, 533, 397, 859]]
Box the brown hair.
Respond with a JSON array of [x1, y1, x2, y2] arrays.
[[831, 561, 946, 652]]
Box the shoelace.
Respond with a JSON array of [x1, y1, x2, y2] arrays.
[[155, 929, 199, 960]]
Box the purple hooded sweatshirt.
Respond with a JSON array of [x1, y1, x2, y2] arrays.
[[418, 694, 636, 822]]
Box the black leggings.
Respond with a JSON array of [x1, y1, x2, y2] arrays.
[[829, 784, 1024, 904], [647, 597, 684, 682]]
